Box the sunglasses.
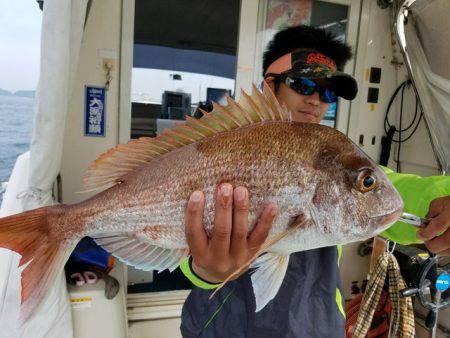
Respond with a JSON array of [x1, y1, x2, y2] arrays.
[[266, 74, 337, 103]]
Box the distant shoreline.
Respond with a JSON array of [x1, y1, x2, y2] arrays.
[[0, 89, 36, 98]]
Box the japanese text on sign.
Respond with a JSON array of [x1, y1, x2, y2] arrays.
[[85, 86, 106, 137]]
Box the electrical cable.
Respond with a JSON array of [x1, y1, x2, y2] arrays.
[[382, 79, 424, 171], [384, 80, 423, 141], [384, 81, 407, 136], [398, 106, 423, 143], [379, 126, 396, 166], [396, 84, 405, 172]]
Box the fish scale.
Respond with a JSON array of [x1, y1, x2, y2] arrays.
[[77, 120, 400, 265]]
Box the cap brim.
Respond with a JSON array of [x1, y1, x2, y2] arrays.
[[326, 73, 358, 100]]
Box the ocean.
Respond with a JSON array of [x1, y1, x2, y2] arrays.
[[0, 95, 34, 199]]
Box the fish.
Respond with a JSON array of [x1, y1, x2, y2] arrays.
[[0, 84, 404, 322]]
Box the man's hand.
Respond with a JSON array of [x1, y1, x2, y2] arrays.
[[417, 196, 450, 255], [184, 183, 277, 283]]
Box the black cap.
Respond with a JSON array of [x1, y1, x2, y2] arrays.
[[265, 48, 358, 100]]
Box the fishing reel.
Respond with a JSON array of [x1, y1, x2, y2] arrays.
[[394, 245, 450, 330]]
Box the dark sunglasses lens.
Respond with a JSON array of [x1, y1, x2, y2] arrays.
[[289, 78, 315, 95], [321, 88, 337, 103], [285, 77, 337, 103]]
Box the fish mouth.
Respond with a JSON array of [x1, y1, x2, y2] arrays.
[[370, 208, 403, 229]]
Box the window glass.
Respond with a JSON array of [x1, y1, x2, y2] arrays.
[[131, 0, 240, 139]]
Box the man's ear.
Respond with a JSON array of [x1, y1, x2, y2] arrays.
[[263, 80, 276, 92]]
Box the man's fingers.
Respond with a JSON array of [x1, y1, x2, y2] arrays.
[[230, 186, 250, 258], [424, 228, 450, 254], [248, 204, 277, 251], [426, 200, 441, 218], [417, 216, 449, 241], [426, 196, 450, 218], [210, 183, 233, 253], [185, 191, 208, 257]]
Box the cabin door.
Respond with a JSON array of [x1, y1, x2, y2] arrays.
[[122, 1, 241, 337]]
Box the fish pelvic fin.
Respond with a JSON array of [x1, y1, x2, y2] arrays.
[[82, 82, 292, 192], [251, 253, 290, 312], [210, 215, 308, 302], [0, 207, 76, 324]]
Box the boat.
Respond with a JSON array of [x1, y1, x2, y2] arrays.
[[0, 0, 449, 337]]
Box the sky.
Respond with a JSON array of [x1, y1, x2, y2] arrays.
[[0, 1, 42, 92]]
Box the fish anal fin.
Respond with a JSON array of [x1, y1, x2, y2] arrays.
[[92, 230, 188, 272], [251, 253, 290, 312]]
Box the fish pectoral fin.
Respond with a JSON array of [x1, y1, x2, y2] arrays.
[[250, 253, 290, 312], [93, 232, 188, 272]]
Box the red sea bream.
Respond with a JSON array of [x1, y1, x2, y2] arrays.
[[0, 85, 403, 320]]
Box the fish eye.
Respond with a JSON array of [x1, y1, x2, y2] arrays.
[[356, 170, 377, 192]]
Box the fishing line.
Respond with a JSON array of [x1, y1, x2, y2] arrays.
[[198, 286, 236, 337]]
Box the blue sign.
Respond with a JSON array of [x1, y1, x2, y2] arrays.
[[85, 86, 106, 137], [436, 272, 450, 292]]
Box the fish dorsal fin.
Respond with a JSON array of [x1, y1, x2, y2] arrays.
[[83, 83, 289, 191]]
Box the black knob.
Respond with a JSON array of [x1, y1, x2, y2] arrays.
[[425, 310, 437, 329]]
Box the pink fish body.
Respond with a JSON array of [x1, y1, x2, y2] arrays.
[[0, 85, 403, 320]]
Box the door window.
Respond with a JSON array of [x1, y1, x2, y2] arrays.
[[258, 0, 349, 128], [131, 0, 240, 139]]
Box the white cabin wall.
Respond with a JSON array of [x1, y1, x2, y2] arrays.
[[340, 0, 399, 298], [61, 0, 122, 204], [347, 0, 399, 160], [59, 1, 128, 338]]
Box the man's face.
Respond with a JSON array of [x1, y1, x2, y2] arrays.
[[268, 81, 330, 124]]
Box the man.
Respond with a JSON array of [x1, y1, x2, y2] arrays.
[[179, 25, 450, 337]]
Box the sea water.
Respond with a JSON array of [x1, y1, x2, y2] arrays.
[[0, 95, 34, 202]]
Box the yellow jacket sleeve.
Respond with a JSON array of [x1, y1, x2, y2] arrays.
[[380, 166, 450, 245]]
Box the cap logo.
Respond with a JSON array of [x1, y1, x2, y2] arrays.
[[306, 53, 337, 72]]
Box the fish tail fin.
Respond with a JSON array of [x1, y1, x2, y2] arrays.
[[0, 207, 75, 323]]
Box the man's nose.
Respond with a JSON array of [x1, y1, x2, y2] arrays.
[[305, 92, 321, 106]]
